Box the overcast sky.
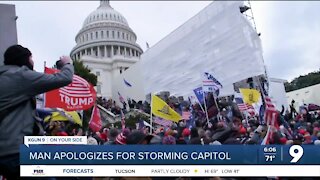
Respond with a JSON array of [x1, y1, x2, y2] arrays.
[[2, 1, 320, 82]]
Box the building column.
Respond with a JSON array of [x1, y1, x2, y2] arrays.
[[111, 46, 114, 57], [91, 48, 94, 56], [118, 46, 120, 55], [124, 47, 127, 56], [129, 48, 132, 57], [104, 45, 107, 57], [97, 46, 100, 57], [85, 49, 87, 55], [134, 50, 137, 57]]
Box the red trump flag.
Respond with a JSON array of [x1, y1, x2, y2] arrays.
[[44, 67, 96, 111], [89, 105, 102, 132]]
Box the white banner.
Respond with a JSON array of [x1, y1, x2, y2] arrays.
[[21, 165, 320, 177]]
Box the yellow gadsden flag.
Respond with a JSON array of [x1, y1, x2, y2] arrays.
[[151, 95, 182, 122], [239, 88, 261, 105]]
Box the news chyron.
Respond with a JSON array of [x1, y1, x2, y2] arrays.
[[20, 136, 320, 177]]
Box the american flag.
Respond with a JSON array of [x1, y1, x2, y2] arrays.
[[182, 111, 191, 120], [118, 92, 125, 104], [260, 96, 280, 145], [154, 117, 173, 127], [120, 109, 125, 130], [235, 97, 254, 112], [264, 96, 279, 128]]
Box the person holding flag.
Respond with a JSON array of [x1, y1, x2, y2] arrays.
[[0, 45, 74, 179], [202, 72, 222, 124], [89, 105, 102, 133], [118, 91, 127, 112]]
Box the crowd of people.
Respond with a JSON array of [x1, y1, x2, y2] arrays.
[[39, 90, 320, 148], [80, 91, 320, 148]]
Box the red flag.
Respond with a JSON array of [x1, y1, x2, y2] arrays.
[[89, 105, 102, 132], [44, 67, 96, 111]]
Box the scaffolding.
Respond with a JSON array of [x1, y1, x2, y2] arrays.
[[240, 1, 271, 97], [240, 0, 260, 36]]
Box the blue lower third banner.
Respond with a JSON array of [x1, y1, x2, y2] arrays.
[[20, 145, 320, 165]]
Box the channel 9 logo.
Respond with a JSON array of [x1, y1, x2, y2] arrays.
[[289, 145, 304, 163]]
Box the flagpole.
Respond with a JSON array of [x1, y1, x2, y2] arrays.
[[43, 61, 47, 108], [198, 103, 205, 113], [257, 77, 266, 105], [257, 76, 267, 125], [213, 95, 220, 113], [193, 95, 205, 113], [150, 94, 153, 134], [202, 90, 210, 125]]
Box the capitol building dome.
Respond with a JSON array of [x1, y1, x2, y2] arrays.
[[70, 0, 143, 98], [82, 3, 128, 27]]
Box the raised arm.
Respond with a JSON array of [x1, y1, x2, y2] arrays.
[[23, 56, 74, 97]]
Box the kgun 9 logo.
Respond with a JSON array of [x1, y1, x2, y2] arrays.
[[289, 145, 304, 163]]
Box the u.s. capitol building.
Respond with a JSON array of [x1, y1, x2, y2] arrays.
[[70, 0, 143, 98]]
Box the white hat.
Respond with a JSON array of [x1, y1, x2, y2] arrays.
[[286, 140, 293, 145], [314, 140, 320, 145], [210, 140, 222, 145], [87, 137, 98, 145]]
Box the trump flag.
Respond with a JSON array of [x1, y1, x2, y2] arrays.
[[44, 67, 96, 111], [202, 72, 222, 93]]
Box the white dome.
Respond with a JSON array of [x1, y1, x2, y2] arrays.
[[82, 1, 129, 28], [70, 0, 143, 62], [70, 0, 143, 98]]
